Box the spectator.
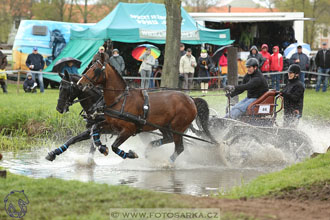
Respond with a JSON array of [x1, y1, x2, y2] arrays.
[[247, 45, 265, 68], [109, 49, 125, 75], [0, 48, 8, 93], [178, 43, 186, 89], [260, 44, 271, 73], [139, 47, 155, 89], [281, 64, 304, 127], [270, 46, 283, 91], [180, 43, 186, 57], [218, 49, 228, 87], [179, 48, 196, 91], [289, 45, 309, 87], [153, 66, 162, 88], [315, 42, 330, 92], [23, 73, 37, 93], [25, 47, 45, 93], [92, 46, 110, 64], [198, 49, 213, 94], [61, 61, 79, 74]]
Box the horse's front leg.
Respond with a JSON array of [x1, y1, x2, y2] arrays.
[[90, 122, 109, 156], [111, 131, 138, 159], [45, 129, 90, 161]]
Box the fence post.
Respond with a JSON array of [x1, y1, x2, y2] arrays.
[[227, 47, 238, 104], [17, 72, 20, 94], [227, 47, 238, 86]]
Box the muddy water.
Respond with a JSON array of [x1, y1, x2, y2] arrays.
[[1, 118, 327, 196], [0, 134, 275, 196]]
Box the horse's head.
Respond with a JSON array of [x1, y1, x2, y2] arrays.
[[77, 59, 106, 90], [56, 70, 81, 113]]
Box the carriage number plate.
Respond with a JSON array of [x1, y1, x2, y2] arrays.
[[258, 105, 270, 114]]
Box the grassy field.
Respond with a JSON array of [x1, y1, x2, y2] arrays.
[[0, 168, 255, 220], [223, 151, 330, 199], [0, 84, 85, 150], [1, 83, 329, 151]]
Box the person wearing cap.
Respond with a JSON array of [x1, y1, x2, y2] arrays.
[[280, 64, 304, 127], [92, 46, 110, 64], [179, 48, 196, 91], [224, 58, 268, 119], [109, 49, 125, 76], [180, 43, 186, 57], [25, 47, 45, 93], [0, 47, 8, 93], [198, 49, 213, 93], [289, 45, 309, 87], [139, 47, 155, 89], [23, 73, 37, 93], [315, 42, 330, 92]]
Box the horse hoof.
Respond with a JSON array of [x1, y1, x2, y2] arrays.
[[45, 152, 56, 161], [99, 145, 109, 156], [128, 150, 139, 159]]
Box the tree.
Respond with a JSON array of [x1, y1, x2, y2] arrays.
[[75, 0, 97, 23], [0, 0, 34, 43], [32, 0, 74, 21], [274, 0, 330, 47], [161, 0, 182, 88], [182, 0, 218, 12]]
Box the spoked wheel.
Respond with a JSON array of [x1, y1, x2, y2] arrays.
[[224, 133, 262, 165]]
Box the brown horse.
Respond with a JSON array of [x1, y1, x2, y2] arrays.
[[77, 60, 201, 162]]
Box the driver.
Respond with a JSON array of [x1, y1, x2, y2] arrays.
[[280, 64, 304, 127], [225, 58, 268, 119]]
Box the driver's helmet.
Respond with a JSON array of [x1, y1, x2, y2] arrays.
[[245, 58, 259, 67], [288, 64, 301, 74]]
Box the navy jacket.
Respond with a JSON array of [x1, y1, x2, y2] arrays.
[[26, 53, 45, 70]]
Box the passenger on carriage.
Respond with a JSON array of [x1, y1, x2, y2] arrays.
[[280, 64, 305, 127], [61, 61, 79, 74], [224, 58, 268, 119]]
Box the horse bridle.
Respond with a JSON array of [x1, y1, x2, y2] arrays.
[[82, 60, 106, 85], [58, 79, 78, 107]]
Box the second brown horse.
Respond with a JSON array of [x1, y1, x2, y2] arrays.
[[77, 58, 212, 162]]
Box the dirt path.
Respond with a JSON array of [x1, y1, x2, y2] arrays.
[[178, 181, 330, 220], [187, 197, 330, 220]]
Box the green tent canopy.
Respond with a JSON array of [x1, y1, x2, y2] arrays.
[[44, 2, 234, 81]]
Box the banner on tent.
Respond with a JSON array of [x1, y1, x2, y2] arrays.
[[139, 30, 199, 40]]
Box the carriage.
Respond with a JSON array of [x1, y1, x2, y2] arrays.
[[205, 90, 313, 161]]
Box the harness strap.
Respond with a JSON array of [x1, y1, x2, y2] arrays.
[[103, 108, 215, 144], [142, 90, 150, 120]]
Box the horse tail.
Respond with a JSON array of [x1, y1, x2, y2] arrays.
[[192, 98, 217, 144]]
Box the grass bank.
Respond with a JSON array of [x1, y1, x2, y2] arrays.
[[222, 151, 330, 199], [0, 84, 85, 150], [0, 169, 254, 220]]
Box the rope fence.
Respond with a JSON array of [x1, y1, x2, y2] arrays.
[[1, 69, 329, 94]]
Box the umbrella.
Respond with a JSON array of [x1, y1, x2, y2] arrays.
[[52, 57, 82, 73], [132, 44, 160, 61], [284, 43, 311, 59], [211, 45, 232, 64]]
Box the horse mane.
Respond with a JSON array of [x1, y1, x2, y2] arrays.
[[107, 63, 128, 88]]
